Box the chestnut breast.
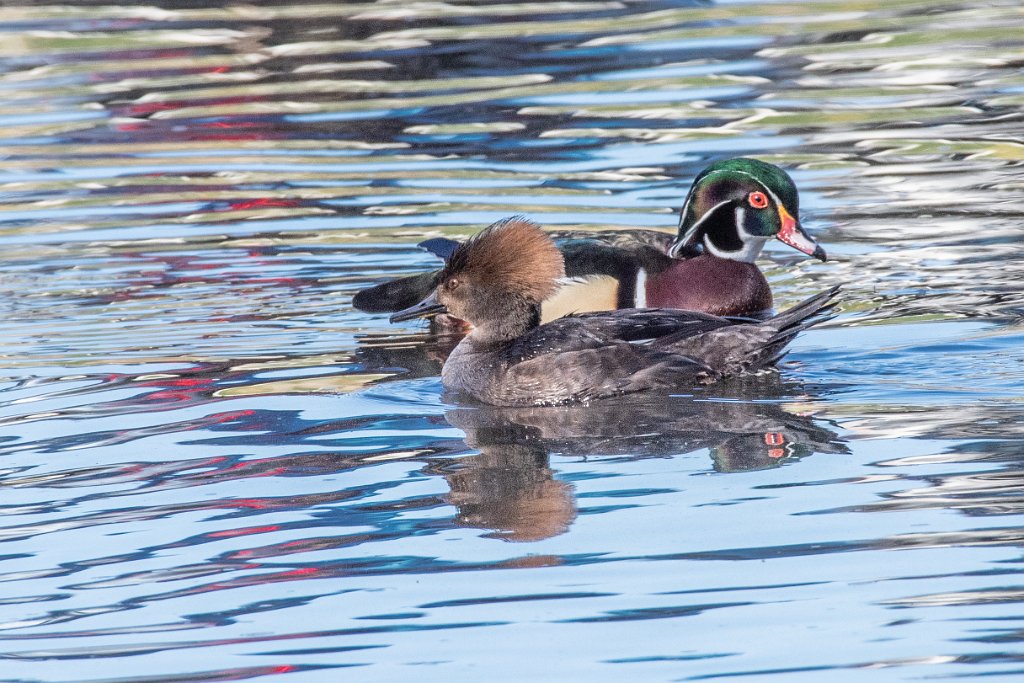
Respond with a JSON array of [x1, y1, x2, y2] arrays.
[[645, 254, 773, 317]]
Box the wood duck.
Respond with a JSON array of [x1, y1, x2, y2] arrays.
[[354, 157, 826, 321], [389, 217, 838, 407]]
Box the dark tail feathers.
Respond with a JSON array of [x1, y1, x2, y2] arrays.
[[756, 285, 841, 368], [663, 286, 839, 376]]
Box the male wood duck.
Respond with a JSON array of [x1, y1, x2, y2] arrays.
[[354, 157, 826, 321], [389, 218, 838, 407]]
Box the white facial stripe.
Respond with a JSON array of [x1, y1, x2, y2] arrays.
[[683, 167, 794, 262], [677, 170, 730, 230], [677, 195, 691, 231], [702, 206, 769, 263]]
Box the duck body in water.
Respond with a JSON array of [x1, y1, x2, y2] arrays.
[[356, 157, 827, 322], [391, 218, 838, 407]]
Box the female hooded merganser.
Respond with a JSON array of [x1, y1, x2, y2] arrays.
[[355, 157, 826, 321], [390, 217, 838, 407]]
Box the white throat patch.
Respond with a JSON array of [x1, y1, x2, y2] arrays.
[[701, 206, 769, 263]]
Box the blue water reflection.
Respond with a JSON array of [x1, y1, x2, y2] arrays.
[[1, 0, 1024, 680]]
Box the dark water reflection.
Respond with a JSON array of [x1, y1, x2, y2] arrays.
[[2, 0, 1024, 680], [442, 392, 847, 541]]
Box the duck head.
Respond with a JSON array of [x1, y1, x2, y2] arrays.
[[668, 158, 826, 263], [391, 217, 565, 342]]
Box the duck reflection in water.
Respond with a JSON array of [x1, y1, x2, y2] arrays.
[[429, 416, 571, 543], [429, 383, 847, 542]]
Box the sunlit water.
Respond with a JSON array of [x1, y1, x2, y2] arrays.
[[1, 0, 1023, 681]]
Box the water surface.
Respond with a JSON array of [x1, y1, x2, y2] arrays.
[[1, 0, 1024, 681]]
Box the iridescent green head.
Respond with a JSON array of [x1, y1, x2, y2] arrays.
[[669, 158, 826, 263]]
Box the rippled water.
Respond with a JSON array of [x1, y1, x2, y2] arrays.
[[1, 0, 1023, 680]]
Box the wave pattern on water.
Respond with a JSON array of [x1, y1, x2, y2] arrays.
[[1, 0, 1024, 681]]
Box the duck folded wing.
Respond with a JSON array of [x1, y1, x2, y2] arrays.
[[505, 308, 734, 361], [493, 342, 713, 406], [569, 308, 733, 340], [558, 230, 676, 279]]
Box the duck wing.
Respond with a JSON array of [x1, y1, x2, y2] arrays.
[[509, 308, 734, 360], [495, 342, 712, 406], [555, 229, 678, 278], [478, 309, 731, 405]]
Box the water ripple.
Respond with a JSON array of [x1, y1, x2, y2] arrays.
[[1, 0, 1024, 680]]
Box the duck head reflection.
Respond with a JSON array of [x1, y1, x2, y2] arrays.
[[429, 417, 573, 542]]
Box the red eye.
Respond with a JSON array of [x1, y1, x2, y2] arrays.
[[748, 191, 769, 209]]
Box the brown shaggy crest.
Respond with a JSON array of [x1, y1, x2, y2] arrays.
[[443, 217, 565, 302]]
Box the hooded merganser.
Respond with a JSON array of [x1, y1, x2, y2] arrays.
[[390, 217, 838, 407], [354, 157, 826, 321]]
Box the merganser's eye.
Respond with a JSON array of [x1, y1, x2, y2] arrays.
[[748, 191, 769, 209], [446, 278, 460, 291]]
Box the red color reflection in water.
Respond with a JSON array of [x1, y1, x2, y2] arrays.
[[209, 524, 282, 539]]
